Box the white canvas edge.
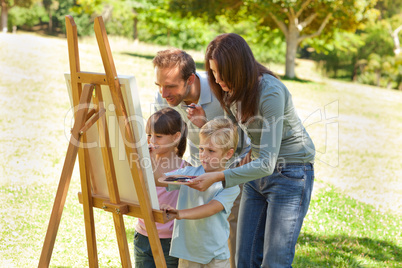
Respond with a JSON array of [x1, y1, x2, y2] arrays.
[[63, 73, 159, 210]]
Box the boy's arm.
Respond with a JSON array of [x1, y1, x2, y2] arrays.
[[162, 200, 224, 220]]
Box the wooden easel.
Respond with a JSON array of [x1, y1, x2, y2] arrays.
[[38, 16, 169, 268]]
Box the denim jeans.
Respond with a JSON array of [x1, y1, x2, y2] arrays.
[[134, 231, 179, 268], [236, 163, 314, 268]]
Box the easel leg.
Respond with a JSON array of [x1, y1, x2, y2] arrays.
[[38, 84, 94, 268], [94, 16, 167, 268], [81, 145, 99, 267], [112, 214, 132, 267], [94, 85, 132, 267]]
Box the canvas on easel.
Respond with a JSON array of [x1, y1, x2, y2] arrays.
[[38, 16, 170, 268], [64, 74, 159, 208]]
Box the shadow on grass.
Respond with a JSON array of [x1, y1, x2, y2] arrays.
[[278, 74, 312, 83], [127, 227, 401, 266], [121, 52, 205, 70], [295, 232, 401, 267]]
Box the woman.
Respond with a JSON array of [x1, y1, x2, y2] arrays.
[[188, 33, 315, 267]]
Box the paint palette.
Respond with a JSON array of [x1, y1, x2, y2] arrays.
[[159, 175, 197, 185]]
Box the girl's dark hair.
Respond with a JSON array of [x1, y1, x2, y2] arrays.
[[146, 108, 188, 157], [205, 33, 278, 123]]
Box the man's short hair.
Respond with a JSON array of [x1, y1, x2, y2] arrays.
[[152, 48, 196, 81]]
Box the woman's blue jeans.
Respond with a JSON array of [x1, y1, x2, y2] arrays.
[[236, 163, 314, 268]]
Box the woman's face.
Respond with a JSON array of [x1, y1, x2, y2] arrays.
[[209, 59, 231, 92]]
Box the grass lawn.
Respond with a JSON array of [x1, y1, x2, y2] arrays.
[[0, 32, 401, 267]]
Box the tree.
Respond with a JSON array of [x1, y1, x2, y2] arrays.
[[171, 0, 377, 79], [0, 0, 35, 32], [42, 0, 58, 33], [389, 23, 402, 55], [246, 0, 378, 78]]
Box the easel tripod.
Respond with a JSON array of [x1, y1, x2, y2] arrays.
[[38, 16, 169, 267]]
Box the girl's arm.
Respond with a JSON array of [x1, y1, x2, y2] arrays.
[[161, 200, 224, 220]]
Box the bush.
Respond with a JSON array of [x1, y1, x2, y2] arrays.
[[8, 4, 48, 31]]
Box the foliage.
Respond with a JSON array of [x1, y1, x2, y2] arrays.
[[3, 0, 402, 89], [169, 0, 378, 78], [2, 0, 35, 8], [103, 1, 135, 38], [376, 0, 402, 19], [358, 20, 395, 60], [308, 31, 364, 78], [51, 0, 92, 36], [7, 3, 47, 30], [213, 14, 287, 64], [308, 1, 402, 89]]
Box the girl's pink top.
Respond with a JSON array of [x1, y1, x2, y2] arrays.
[[135, 160, 184, 238]]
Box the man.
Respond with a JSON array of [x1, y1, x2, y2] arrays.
[[152, 48, 249, 268]]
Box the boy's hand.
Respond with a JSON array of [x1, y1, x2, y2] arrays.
[[160, 204, 180, 221], [186, 103, 207, 128], [187, 172, 224, 191]]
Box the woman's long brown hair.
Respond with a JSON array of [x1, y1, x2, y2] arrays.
[[205, 33, 277, 123]]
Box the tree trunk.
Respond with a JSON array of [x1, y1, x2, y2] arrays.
[[285, 25, 299, 79], [1, 0, 8, 33], [133, 16, 138, 41], [375, 70, 381, 87], [352, 63, 358, 81], [48, 8, 53, 34], [397, 75, 402, 91], [391, 24, 402, 55]]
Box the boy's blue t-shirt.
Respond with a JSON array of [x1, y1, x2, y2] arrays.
[[165, 165, 240, 264]]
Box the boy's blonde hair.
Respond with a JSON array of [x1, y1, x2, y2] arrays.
[[199, 118, 238, 152]]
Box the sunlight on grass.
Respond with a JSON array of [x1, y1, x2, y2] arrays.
[[295, 184, 401, 267]]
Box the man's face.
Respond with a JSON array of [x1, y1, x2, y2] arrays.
[[154, 66, 190, 107]]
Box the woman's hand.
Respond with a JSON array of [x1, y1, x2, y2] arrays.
[[160, 204, 180, 221], [186, 103, 207, 128], [188, 171, 224, 191]]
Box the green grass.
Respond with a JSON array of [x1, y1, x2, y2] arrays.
[[0, 32, 401, 267], [295, 183, 401, 267]]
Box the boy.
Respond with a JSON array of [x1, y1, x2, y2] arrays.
[[156, 118, 240, 268]]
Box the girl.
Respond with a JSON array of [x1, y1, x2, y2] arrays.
[[188, 33, 316, 267], [134, 107, 189, 268]]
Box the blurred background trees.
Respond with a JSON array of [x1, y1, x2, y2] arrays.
[[1, 0, 401, 89]]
